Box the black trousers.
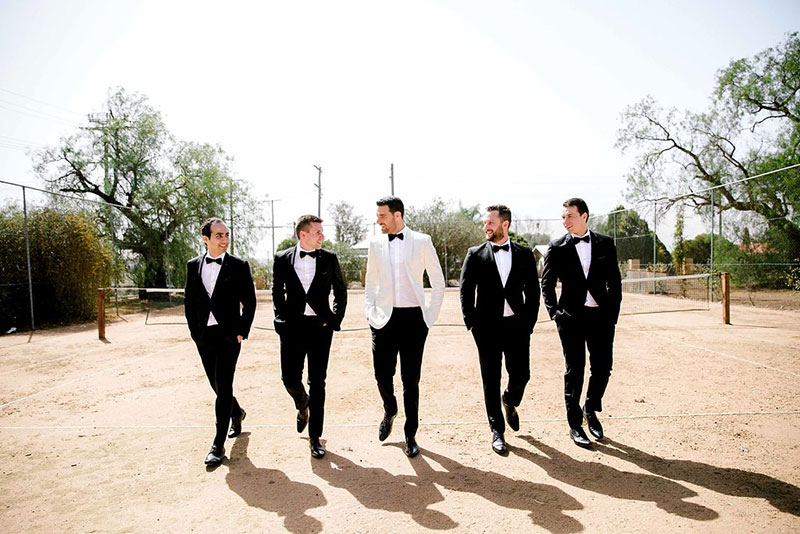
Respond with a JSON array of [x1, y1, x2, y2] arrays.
[[370, 307, 429, 438], [279, 316, 334, 439], [556, 306, 615, 429], [196, 325, 244, 448], [471, 315, 531, 434]]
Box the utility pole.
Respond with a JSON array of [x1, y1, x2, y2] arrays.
[[269, 199, 281, 258], [390, 163, 394, 195], [313, 165, 322, 217], [228, 178, 234, 255]]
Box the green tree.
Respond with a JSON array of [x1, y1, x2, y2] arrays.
[[593, 206, 671, 266], [34, 88, 263, 287], [328, 241, 366, 287], [672, 207, 687, 273], [616, 33, 800, 267], [0, 205, 114, 329], [405, 198, 485, 282], [277, 237, 297, 252], [328, 201, 366, 246]]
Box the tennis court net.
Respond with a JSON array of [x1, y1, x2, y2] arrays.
[[620, 273, 712, 315]]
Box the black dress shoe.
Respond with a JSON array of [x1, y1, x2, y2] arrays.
[[378, 413, 396, 442], [228, 408, 246, 438], [404, 436, 420, 458], [309, 437, 325, 459], [204, 444, 225, 466], [583, 408, 604, 440], [570, 427, 592, 449], [503, 402, 520, 432], [297, 406, 309, 433], [492, 430, 508, 455]]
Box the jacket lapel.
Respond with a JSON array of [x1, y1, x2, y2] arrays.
[[483, 242, 503, 287], [210, 254, 230, 300]]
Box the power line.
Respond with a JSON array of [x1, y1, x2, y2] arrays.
[[0, 87, 84, 117]]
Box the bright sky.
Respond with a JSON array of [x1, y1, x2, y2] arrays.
[[1, 0, 797, 258]]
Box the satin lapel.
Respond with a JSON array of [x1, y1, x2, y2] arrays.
[[382, 233, 392, 274], [563, 235, 581, 266], [587, 231, 599, 278], [484, 242, 503, 287], [286, 248, 302, 286], [195, 255, 210, 304], [309, 251, 324, 289], [506, 241, 521, 286], [210, 254, 231, 300]]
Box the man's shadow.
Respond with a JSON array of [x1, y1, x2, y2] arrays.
[[517, 435, 718, 521], [311, 445, 584, 533], [225, 433, 327, 534], [595, 438, 800, 516]]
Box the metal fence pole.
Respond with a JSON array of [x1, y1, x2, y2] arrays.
[[22, 186, 35, 330]]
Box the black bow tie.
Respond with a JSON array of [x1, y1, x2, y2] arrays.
[[205, 256, 223, 265], [573, 234, 590, 243], [492, 243, 509, 253], [299, 250, 318, 258], [388, 233, 404, 241]]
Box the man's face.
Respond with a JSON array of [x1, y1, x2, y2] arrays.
[[483, 210, 508, 243], [203, 221, 230, 257], [376, 205, 401, 234], [562, 205, 588, 236], [299, 222, 324, 250]]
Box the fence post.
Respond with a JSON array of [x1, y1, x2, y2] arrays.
[[98, 288, 106, 339], [720, 272, 730, 325]]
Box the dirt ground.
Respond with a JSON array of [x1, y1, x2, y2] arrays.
[[728, 288, 800, 311], [1, 290, 798, 533]]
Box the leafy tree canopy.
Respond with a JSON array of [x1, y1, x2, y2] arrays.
[[616, 32, 800, 263], [35, 87, 263, 287]]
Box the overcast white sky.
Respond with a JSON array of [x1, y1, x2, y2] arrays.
[[1, 0, 797, 258]]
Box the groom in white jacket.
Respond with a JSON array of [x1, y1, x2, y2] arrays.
[[365, 196, 445, 458]]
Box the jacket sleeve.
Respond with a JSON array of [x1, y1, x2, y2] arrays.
[[522, 248, 540, 330], [184, 260, 199, 340], [459, 248, 477, 330], [423, 234, 446, 324], [330, 253, 348, 330], [541, 243, 560, 320], [272, 254, 288, 325], [606, 240, 622, 324], [237, 259, 257, 339], [364, 240, 379, 319]]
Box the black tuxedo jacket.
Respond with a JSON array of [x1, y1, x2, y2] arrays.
[[184, 253, 257, 343], [272, 247, 347, 335], [541, 231, 622, 324], [459, 240, 540, 333]]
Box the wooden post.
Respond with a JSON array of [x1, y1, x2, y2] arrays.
[[98, 288, 106, 339], [720, 272, 730, 325]]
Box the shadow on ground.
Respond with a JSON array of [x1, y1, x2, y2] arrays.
[[311, 444, 584, 533], [225, 433, 327, 534], [595, 438, 800, 516]]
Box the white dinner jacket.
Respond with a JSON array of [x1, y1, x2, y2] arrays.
[[365, 228, 445, 329]]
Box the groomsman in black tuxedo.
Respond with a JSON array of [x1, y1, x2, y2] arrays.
[[185, 217, 257, 466], [541, 198, 622, 449], [273, 215, 347, 459], [365, 196, 445, 458], [460, 205, 540, 455]]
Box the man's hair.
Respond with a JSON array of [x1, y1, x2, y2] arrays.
[[563, 197, 589, 218], [295, 214, 323, 238], [376, 196, 404, 218], [201, 217, 225, 237], [486, 204, 512, 225]]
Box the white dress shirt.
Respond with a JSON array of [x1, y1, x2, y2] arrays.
[[201, 251, 226, 325], [491, 238, 514, 316], [389, 227, 418, 308], [294, 245, 317, 316], [573, 232, 599, 307]]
